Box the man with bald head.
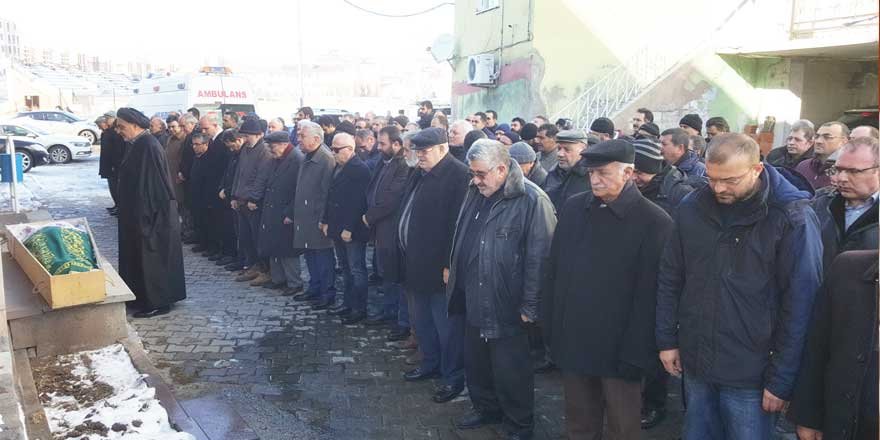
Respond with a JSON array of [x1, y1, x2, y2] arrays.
[[657, 133, 823, 439], [320, 132, 371, 323], [850, 125, 879, 140], [448, 119, 474, 163]]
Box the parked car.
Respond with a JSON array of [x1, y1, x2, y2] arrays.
[[0, 137, 50, 173], [0, 123, 92, 164], [838, 107, 879, 129], [12, 111, 102, 145]]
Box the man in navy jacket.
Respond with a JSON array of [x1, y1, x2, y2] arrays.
[[656, 133, 823, 440], [321, 132, 372, 324]]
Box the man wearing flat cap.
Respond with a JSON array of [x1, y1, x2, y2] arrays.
[[114, 107, 187, 318], [543, 139, 674, 439], [257, 131, 306, 296], [542, 129, 591, 213], [397, 127, 470, 403]]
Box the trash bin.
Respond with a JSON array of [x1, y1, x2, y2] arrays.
[[0, 153, 25, 183]]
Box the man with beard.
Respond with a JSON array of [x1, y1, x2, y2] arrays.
[[114, 107, 186, 318], [363, 126, 412, 330], [417, 100, 436, 129], [222, 111, 239, 129]]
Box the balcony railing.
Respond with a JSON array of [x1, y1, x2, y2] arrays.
[[790, 0, 879, 39]]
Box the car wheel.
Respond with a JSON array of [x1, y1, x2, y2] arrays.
[[78, 130, 97, 145], [48, 145, 72, 164], [18, 151, 33, 173]]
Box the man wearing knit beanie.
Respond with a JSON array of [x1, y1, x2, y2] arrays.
[[632, 138, 696, 216], [589, 117, 615, 142], [510, 141, 547, 186], [679, 114, 703, 137]]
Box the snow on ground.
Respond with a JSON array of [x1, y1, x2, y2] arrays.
[[38, 344, 194, 440]]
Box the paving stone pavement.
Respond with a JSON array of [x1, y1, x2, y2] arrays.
[[24, 158, 700, 439]]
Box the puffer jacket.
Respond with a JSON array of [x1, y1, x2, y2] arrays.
[[447, 160, 556, 339], [656, 165, 824, 400], [675, 149, 708, 188]]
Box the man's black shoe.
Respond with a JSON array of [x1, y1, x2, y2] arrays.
[[207, 253, 223, 261], [310, 299, 334, 310], [262, 281, 286, 290], [364, 315, 393, 326], [106, 206, 117, 211], [504, 432, 533, 440], [387, 328, 410, 342], [216, 256, 236, 266], [225, 263, 244, 272], [641, 408, 666, 430], [342, 311, 366, 325], [533, 359, 557, 374], [282, 286, 304, 296], [109, 209, 118, 216], [328, 306, 351, 316], [432, 384, 463, 403], [454, 410, 503, 429], [183, 238, 198, 245], [403, 367, 440, 382], [368, 273, 382, 285], [132, 306, 171, 319], [192, 245, 208, 253], [293, 292, 317, 302]]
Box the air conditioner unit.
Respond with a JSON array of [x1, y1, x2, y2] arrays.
[[467, 54, 497, 86]]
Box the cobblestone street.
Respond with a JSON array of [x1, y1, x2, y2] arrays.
[[24, 157, 686, 439]]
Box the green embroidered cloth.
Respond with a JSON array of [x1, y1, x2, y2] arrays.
[[24, 226, 97, 275]]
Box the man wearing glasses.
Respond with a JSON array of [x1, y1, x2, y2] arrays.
[[656, 133, 823, 440], [808, 136, 878, 272], [796, 121, 850, 190]]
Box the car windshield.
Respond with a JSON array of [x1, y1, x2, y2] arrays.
[[61, 112, 85, 122], [21, 124, 51, 135]]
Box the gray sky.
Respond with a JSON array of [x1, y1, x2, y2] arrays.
[[4, 0, 454, 68]]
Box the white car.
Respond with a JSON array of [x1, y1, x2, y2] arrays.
[[0, 123, 93, 163], [11, 111, 101, 145]]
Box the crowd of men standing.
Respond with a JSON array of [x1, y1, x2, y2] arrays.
[[95, 101, 878, 440]]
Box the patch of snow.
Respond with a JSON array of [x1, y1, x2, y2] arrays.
[[41, 344, 195, 440]]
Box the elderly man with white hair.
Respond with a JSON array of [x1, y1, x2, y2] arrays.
[[291, 120, 338, 310], [447, 139, 556, 439], [448, 119, 474, 163]]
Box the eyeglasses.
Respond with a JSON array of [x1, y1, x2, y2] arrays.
[[330, 146, 352, 154], [468, 168, 494, 180], [707, 170, 752, 186], [814, 133, 843, 141], [825, 165, 879, 177]]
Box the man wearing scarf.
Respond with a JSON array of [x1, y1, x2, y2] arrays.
[[114, 107, 186, 318]]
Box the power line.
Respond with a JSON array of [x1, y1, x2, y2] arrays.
[[341, 0, 454, 18]]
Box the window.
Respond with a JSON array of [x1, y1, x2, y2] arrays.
[[475, 0, 500, 14], [1, 125, 30, 136], [44, 112, 68, 122]]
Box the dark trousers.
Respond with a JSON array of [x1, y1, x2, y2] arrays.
[[411, 290, 464, 387], [562, 372, 641, 440], [193, 205, 223, 252], [303, 247, 336, 302], [333, 240, 368, 313], [464, 323, 534, 436], [642, 359, 669, 411], [236, 206, 261, 267], [107, 176, 119, 206], [221, 206, 237, 257]]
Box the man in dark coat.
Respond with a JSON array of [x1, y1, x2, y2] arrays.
[[788, 250, 879, 440], [631, 138, 695, 216], [795, 121, 849, 190], [291, 121, 337, 309], [417, 100, 436, 130], [363, 126, 411, 332], [811, 137, 878, 271], [258, 131, 305, 295], [114, 108, 186, 318], [448, 140, 556, 438], [320, 132, 371, 323], [766, 120, 815, 169], [541, 129, 591, 213], [97, 112, 125, 215], [543, 139, 673, 439], [629, 138, 696, 428], [178, 114, 199, 242], [656, 133, 823, 439], [660, 127, 707, 188], [217, 129, 243, 268], [190, 116, 230, 258], [397, 127, 470, 403], [509, 142, 547, 187], [231, 118, 274, 285]]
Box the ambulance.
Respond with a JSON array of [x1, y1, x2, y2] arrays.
[[127, 66, 256, 120]]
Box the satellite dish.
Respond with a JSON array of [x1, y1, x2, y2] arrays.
[[430, 34, 456, 64]]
